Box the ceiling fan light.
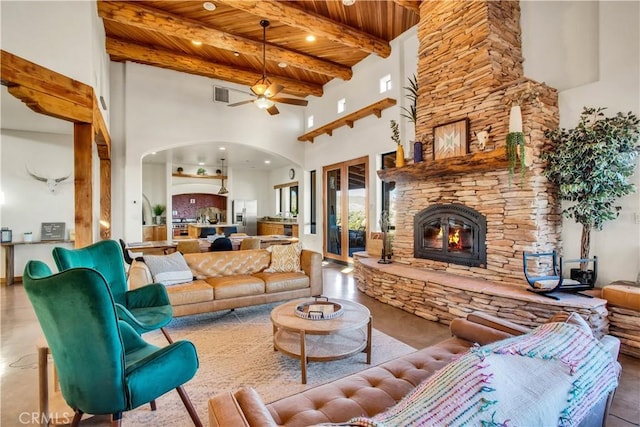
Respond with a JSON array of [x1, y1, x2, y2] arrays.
[[254, 96, 275, 109]]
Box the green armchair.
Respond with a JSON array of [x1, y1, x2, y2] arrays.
[[23, 261, 202, 426], [52, 239, 174, 343]]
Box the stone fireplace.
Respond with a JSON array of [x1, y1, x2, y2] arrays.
[[414, 204, 486, 268], [352, 0, 610, 334], [375, 1, 563, 287]]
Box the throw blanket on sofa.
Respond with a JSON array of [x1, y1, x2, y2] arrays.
[[345, 322, 618, 427]]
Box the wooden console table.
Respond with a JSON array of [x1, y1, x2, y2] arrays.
[[1, 240, 74, 286]]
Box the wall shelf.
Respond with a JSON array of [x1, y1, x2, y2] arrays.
[[298, 98, 397, 143], [377, 146, 510, 182], [172, 173, 227, 180]]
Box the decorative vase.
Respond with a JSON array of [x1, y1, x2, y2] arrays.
[[413, 141, 423, 163], [395, 145, 405, 167]]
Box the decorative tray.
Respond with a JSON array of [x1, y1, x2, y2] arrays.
[[295, 296, 344, 320]]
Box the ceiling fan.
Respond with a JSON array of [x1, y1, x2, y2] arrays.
[[227, 20, 308, 115]]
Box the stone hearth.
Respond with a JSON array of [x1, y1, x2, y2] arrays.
[[354, 254, 609, 338]]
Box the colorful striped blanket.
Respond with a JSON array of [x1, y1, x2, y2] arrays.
[[344, 322, 618, 427]]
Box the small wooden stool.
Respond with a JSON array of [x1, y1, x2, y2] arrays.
[[602, 281, 640, 358], [36, 337, 73, 426]]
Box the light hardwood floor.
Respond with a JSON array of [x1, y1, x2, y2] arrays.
[[1, 261, 638, 426]]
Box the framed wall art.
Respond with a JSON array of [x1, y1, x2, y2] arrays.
[[433, 118, 469, 160]]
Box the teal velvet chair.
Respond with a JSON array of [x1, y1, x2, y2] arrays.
[[52, 239, 174, 343], [23, 261, 202, 426]]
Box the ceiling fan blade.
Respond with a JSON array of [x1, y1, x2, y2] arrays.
[[266, 105, 279, 115], [265, 83, 284, 98], [227, 99, 255, 107], [271, 97, 309, 106]]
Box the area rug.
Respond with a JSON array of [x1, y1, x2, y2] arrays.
[[124, 302, 416, 426]]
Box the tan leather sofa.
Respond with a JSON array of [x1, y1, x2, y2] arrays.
[[128, 248, 323, 317], [208, 311, 621, 427]]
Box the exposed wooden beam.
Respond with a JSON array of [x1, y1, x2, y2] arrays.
[[100, 158, 111, 240], [106, 38, 323, 98], [98, 1, 352, 81], [2, 50, 112, 248], [93, 94, 111, 160], [216, 0, 391, 58], [393, 0, 421, 15], [7, 86, 93, 123], [74, 123, 94, 248], [1, 50, 92, 109]]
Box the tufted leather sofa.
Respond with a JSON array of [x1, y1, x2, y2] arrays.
[[208, 311, 620, 427], [128, 248, 323, 317]]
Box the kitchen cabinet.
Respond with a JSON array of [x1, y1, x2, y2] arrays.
[[143, 225, 167, 241], [257, 221, 299, 237]]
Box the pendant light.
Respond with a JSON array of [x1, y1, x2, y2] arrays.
[[218, 158, 229, 195]]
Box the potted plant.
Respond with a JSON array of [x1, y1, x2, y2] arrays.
[[197, 167, 206, 176], [400, 74, 423, 163], [506, 105, 526, 186], [542, 107, 640, 279], [152, 204, 165, 225]]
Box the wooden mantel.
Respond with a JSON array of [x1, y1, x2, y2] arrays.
[[377, 146, 510, 183], [298, 98, 396, 143]]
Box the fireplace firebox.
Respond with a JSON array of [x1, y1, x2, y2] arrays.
[[414, 204, 486, 267]]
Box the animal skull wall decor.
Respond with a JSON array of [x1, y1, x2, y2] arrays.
[[25, 166, 70, 193], [474, 126, 492, 150]]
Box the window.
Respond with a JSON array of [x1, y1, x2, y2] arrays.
[[381, 151, 396, 230], [307, 115, 314, 128], [310, 170, 316, 234], [337, 98, 346, 114], [379, 74, 392, 93]]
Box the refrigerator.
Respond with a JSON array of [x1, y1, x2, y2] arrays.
[[232, 200, 258, 235]]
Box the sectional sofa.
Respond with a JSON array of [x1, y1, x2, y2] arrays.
[[128, 247, 323, 317], [208, 311, 621, 427]]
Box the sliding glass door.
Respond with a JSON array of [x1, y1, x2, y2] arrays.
[[323, 156, 368, 263]]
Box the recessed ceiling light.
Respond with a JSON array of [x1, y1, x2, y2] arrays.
[[203, 2, 216, 11], [278, 62, 287, 68], [306, 35, 316, 42], [233, 51, 240, 57], [151, 152, 156, 155], [191, 40, 203, 46], [198, 162, 205, 166], [264, 160, 271, 164], [219, 147, 226, 151], [343, 0, 356, 5]]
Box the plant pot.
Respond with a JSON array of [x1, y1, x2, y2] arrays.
[[570, 268, 595, 285]]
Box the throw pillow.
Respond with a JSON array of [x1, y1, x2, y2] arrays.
[[265, 243, 302, 273], [143, 251, 193, 286]]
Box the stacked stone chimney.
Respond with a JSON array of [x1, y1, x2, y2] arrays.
[[389, 1, 563, 286]]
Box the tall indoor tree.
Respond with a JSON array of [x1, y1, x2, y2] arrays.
[[543, 107, 640, 262]]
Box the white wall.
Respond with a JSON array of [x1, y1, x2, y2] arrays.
[[302, 27, 418, 253], [0, 130, 75, 275], [523, 1, 640, 284], [115, 62, 307, 240]]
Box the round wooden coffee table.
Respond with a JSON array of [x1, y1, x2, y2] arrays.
[[270, 298, 372, 384]]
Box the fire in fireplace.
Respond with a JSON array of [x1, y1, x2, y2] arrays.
[[414, 204, 487, 267]]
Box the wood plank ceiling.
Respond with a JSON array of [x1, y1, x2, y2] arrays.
[[98, 0, 420, 99]]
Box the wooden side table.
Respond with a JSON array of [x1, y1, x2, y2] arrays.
[[36, 338, 74, 426]]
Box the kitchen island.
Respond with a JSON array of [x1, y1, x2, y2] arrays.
[[187, 223, 239, 239], [257, 220, 299, 237]]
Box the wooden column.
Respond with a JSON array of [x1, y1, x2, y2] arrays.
[[100, 159, 111, 239], [74, 123, 93, 248]]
